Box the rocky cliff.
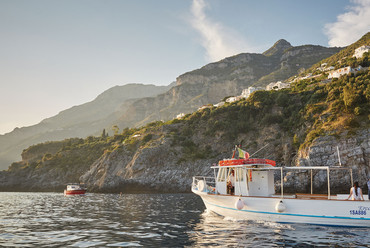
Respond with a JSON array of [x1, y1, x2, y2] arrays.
[[78, 126, 369, 194], [286, 129, 370, 194]]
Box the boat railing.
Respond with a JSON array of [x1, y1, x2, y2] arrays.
[[192, 176, 216, 194]]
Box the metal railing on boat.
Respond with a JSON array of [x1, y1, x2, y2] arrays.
[[208, 164, 354, 200], [192, 176, 216, 193]]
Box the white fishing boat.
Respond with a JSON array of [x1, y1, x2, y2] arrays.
[[192, 147, 370, 227], [64, 183, 87, 195]]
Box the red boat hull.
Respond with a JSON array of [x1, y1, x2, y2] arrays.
[[64, 190, 86, 195]]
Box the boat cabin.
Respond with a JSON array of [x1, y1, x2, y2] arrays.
[[66, 183, 85, 191], [215, 159, 275, 196]]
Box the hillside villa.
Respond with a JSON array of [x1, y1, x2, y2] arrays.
[[197, 105, 212, 111], [328, 66, 363, 79], [176, 113, 185, 119], [213, 102, 225, 108], [317, 63, 335, 72], [266, 81, 290, 90], [353, 45, 370, 59], [225, 96, 240, 103], [241, 86, 263, 98]]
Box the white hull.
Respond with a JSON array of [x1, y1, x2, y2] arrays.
[[193, 189, 370, 227]]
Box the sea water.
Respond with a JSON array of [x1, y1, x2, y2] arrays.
[[0, 192, 369, 247]]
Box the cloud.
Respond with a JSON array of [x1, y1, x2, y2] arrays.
[[189, 0, 250, 62], [325, 0, 370, 47]]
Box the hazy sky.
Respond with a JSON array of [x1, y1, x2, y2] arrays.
[[1, 0, 369, 135]]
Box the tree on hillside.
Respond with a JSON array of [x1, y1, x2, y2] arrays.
[[112, 125, 119, 135]]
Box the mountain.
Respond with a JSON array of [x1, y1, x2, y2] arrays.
[[262, 39, 293, 56], [112, 41, 341, 129], [0, 84, 173, 170], [0, 39, 342, 171], [1, 33, 369, 193]]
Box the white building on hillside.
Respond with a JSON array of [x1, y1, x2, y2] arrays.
[[353, 45, 370, 59], [266, 81, 291, 91], [176, 113, 185, 119], [198, 105, 211, 111], [241, 87, 263, 98], [325, 66, 335, 71], [328, 66, 354, 79], [225, 96, 238, 103], [213, 101, 225, 108]]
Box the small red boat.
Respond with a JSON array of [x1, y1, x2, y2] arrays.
[[64, 183, 87, 195]]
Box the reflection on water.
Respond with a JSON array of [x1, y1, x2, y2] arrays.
[[0, 192, 202, 247], [190, 210, 370, 247], [0, 192, 369, 247]]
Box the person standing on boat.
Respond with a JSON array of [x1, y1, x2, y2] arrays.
[[347, 182, 364, 201], [227, 169, 235, 195], [367, 178, 370, 200]]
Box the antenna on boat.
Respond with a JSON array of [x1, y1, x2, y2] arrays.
[[249, 143, 269, 158], [337, 146, 342, 167]]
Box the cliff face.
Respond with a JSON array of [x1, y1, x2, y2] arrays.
[[80, 140, 197, 193], [80, 128, 370, 194], [287, 129, 370, 194]]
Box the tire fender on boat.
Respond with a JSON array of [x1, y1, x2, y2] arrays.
[[197, 180, 205, 192], [236, 198, 244, 210], [275, 200, 286, 213]]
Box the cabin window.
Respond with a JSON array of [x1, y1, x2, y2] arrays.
[[217, 168, 226, 182], [235, 168, 244, 182]]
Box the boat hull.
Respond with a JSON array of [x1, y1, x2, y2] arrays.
[[193, 189, 370, 227], [64, 190, 86, 195]]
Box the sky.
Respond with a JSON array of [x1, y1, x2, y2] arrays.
[[0, 0, 369, 135]]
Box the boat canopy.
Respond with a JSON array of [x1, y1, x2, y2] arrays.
[[211, 165, 352, 170], [210, 163, 353, 199], [207, 146, 354, 199]]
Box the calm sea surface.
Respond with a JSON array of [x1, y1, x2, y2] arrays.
[[0, 192, 369, 247]]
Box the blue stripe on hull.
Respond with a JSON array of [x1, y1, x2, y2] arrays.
[[203, 199, 370, 221]]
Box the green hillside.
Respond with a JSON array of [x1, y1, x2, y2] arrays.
[[303, 32, 370, 76], [1, 33, 369, 192], [256, 45, 342, 86], [4, 64, 369, 191]]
